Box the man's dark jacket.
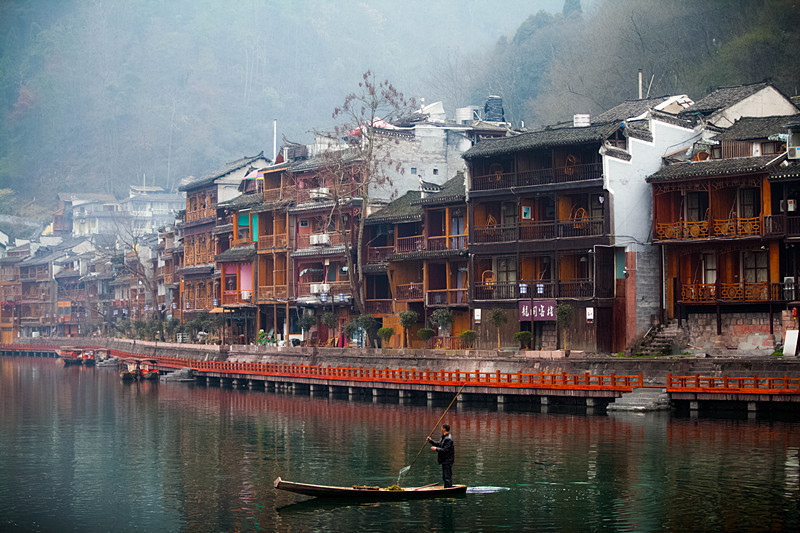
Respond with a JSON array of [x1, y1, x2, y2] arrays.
[[432, 433, 454, 465]]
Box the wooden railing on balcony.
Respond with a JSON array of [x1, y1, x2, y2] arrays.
[[263, 186, 294, 203], [473, 279, 594, 300], [365, 299, 392, 314], [472, 162, 603, 191], [258, 285, 289, 299], [426, 289, 468, 306], [296, 281, 351, 298], [427, 336, 464, 350], [474, 218, 605, 243], [428, 234, 468, 251], [680, 282, 783, 303], [367, 246, 393, 263], [258, 233, 289, 249], [222, 290, 253, 305], [395, 235, 425, 253], [396, 282, 423, 300], [296, 232, 348, 249], [655, 216, 761, 241]]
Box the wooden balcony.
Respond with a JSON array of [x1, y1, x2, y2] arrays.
[[396, 235, 425, 253], [365, 299, 392, 314], [471, 162, 602, 191], [428, 235, 467, 251], [473, 279, 594, 300], [473, 218, 605, 244], [258, 233, 289, 249], [263, 186, 294, 203], [396, 282, 423, 301], [222, 290, 253, 305], [655, 216, 762, 241], [680, 282, 783, 303], [296, 232, 348, 249], [296, 281, 351, 298], [763, 215, 800, 238], [258, 285, 289, 299], [367, 246, 393, 263], [426, 289, 468, 306]]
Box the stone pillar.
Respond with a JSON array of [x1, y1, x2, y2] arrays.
[[398, 390, 409, 399], [747, 401, 758, 413], [348, 387, 357, 396], [690, 400, 699, 411], [497, 394, 506, 404], [540, 396, 549, 405], [427, 391, 435, 401], [586, 398, 596, 407]]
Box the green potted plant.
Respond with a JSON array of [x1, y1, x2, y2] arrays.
[[417, 328, 436, 345], [398, 310, 419, 348], [429, 309, 454, 336], [514, 331, 532, 350], [358, 314, 379, 347], [297, 313, 316, 343], [488, 308, 507, 349], [321, 311, 338, 346], [377, 327, 394, 348], [459, 329, 477, 349]]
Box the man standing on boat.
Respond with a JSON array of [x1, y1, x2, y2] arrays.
[[428, 424, 454, 488]]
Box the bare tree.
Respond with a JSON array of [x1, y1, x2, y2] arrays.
[[318, 71, 415, 314]]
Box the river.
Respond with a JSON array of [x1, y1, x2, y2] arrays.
[[1, 356, 799, 532]]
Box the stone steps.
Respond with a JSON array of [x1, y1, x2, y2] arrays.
[[639, 320, 686, 355], [607, 387, 671, 411]]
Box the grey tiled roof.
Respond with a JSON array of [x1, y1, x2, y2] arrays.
[[179, 152, 268, 192], [416, 173, 465, 205], [463, 122, 619, 160], [647, 155, 776, 182], [715, 115, 797, 141], [217, 193, 264, 210], [681, 82, 770, 116], [216, 244, 255, 263], [291, 245, 347, 258], [771, 161, 800, 180], [593, 96, 673, 123], [365, 191, 423, 225]]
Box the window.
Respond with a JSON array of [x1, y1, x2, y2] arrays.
[[299, 219, 309, 228], [410, 167, 417, 175], [739, 188, 759, 219], [686, 192, 709, 222], [608, 129, 627, 150], [501, 203, 517, 226], [761, 141, 780, 155], [225, 273, 237, 291], [433, 168, 439, 175], [743, 251, 768, 283], [496, 256, 517, 283], [702, 254, 716, 284]]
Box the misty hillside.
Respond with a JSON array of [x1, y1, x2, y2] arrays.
[[1, 0, 798, 223]]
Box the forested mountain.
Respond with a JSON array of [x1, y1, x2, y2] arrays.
[[1, 0, 797, 227]]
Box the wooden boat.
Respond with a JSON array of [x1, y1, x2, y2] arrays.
[[139, 359, 159, 380], [120, 359, 139, 381], [81, 350, 96, 366], [57, 347, 83, 367], [273, 477, 467, 500], [93, 348, 111, 362]]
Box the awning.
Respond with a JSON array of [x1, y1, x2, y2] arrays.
[[209, 307, 225, 314]]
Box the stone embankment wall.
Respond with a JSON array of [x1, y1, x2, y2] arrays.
[[686, 311, 792, 350], [14, 336, 800, 385]]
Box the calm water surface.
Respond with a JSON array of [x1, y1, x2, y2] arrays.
[[1, 357, 800, 532]]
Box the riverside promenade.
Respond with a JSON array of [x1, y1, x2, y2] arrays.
[[3, 338, 800, 412]]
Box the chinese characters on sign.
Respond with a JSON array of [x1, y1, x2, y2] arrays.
[[519, 300, 556, 321]]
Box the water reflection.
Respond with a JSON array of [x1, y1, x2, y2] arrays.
[[1, 357, 800, 532]]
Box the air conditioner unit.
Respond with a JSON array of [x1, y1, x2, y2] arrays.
[[310, 283, 323, 294], [309, 187, 330, 199], [788, 146, 800, 160], [780, 199, 797, 212], [240, 290, 251, 300], [310, 233, 331, 246]]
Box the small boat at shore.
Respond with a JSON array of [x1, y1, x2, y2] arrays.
[[139, 359, 159, 380], [120, 359, 139, 381], [273, 477, 467, 500], [56, 347, 83, 367], [81, 350, 95, 366]]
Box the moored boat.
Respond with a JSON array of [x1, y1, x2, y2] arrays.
[[81, 350, 96, 366], [273, 477, 467, 500], [139, 359, 159, 380], [57, 346, 83, 366], [120, 359, 139, 381]]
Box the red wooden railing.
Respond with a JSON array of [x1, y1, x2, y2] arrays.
[[667, 374, 800, 394]]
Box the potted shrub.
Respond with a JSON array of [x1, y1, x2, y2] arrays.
[[377, 327, 394, 348], [459, 330, 477, 349], [297, 313, 316, 343], [514, 331, 532, 350], [342, 320, 358, 346], [429, 309, 454, 336], [321, 311, 338, 346], [488, 308, 507, 349], [417, 328, 436, 346], [358, 314, 379, 347], [398, 310, 419, 348]]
